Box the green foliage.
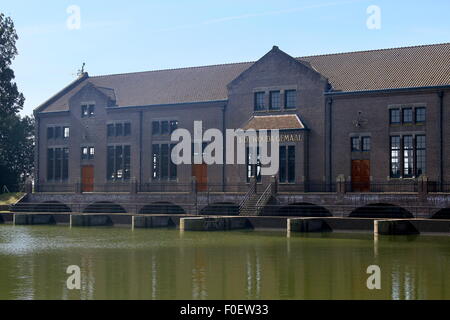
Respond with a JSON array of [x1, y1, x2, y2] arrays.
[[0, 13, 34, 191]]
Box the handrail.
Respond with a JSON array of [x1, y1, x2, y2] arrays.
[[255, 183, 272, 215], [239, 182, 256, 211]]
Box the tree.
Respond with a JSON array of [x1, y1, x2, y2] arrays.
[[0, 13, 33, 192]]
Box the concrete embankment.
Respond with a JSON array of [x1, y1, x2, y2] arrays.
[[1, 212, 450, 236], [180, 217, 251, 231]]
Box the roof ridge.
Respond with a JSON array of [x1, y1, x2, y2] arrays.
[[89, 42, 450, 79], [90, 60, 254, 79], [298, 42, 450, 59]]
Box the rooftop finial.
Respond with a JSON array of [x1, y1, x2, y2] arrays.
[[77, 62, 86, 77]]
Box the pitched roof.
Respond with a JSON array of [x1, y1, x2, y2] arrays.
[[243, 114, 305, 130], [38, 43, 450, 113]]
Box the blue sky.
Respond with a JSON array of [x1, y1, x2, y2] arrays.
[[2, 0, 450, 116]]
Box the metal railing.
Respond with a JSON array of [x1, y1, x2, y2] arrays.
[[31, 180, 450, 194]]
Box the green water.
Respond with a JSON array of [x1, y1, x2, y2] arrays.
[[0, 225, 449, 300]]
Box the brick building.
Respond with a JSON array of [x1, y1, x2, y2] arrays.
[[34, 43, 450, 194]]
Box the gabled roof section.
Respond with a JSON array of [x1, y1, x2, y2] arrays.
[[37, 43, 450, 113], [243, 114, 305, 131], [227, 46, 325, 89]]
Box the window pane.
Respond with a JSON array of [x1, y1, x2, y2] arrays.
[[152, 121, 160, 135], [170, 144, 177, 180], [81, 147, 88, 160], [403, 108, 413, 123], [62, 148, 69, 180], [269, 91, 280, 110], [161, 121, 169, 135], [107, 146, 115, 180], [88, 104, 95, 117], [107, 124, 115, 137], [170, 120, 178, 134], [47, 148, 54, 180], [362, 137, 371, 151], [403, 135, 414, 177], [279, 146, 286, 183], [81, 105, 88, 118], [55, 127, 61, 138], [288, 146, 295, 183], [390, 109, 400, 124], [115, 146, 123, 180], [89, 147, 95, 159], [415, 108, 426, 123], [55, 148, 62, 180], [285, 90, 296, 109], [47, 127, 54, 139], [161, 144, 169, 179], [124, 122, 131, 136], [416, 135, 426, 176], [390, 136, 400, 178], [254, 92, 265, 110], [351, 137, 360, 151], [115, 123, 123, 136], [63, 127, 70, 138], [124, 146, 131, 180], [152, 144, 160, 180]]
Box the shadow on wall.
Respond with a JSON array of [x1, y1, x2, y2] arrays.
[[274, 203, 332, 217], [139, 202, 185, 215], [34, 201, 72, 213], [349, 203, 413, 218], [83, 201, 127, 214], [431, 208, 450, 220], [200, 203, 240, 216]]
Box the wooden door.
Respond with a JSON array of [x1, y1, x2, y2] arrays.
[[81, 166, 94, 193], [192, 164, 207, 192], [351, 160, 370, 192]]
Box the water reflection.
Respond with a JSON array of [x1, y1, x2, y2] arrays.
[[0, 226, 449, 300]]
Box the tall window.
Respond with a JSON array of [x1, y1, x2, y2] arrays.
[[416, 135, 426, 176], [279, 146, 295, 183], [63, 127, 70, 138], [390, 136, 401, 178], [285, 90, 296, 109], [403, 108, 413, 124], [107, 145, 131, 180], [403, 135, 414, 177], [47, 147, 69, 181], [254, 92, 265, 111], [152, 144, 177, 181], [415, 107, 426, 123], [390, 109, 400, 124], [269, 91, 281, 110]]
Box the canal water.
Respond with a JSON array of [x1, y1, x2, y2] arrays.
[[0, 225, 449, 300]]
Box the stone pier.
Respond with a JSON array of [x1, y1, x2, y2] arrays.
[[180, 217, 251, 231]]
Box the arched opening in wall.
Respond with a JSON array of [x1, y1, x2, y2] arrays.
[[34, 201, 72, 213], [200, 203, 240, 216], [276, 203, 332, 217], [139, 202, 185, 215], [431, 208, 450, 219], [83, 202, 127, 214], [350, 203, 413, 218]]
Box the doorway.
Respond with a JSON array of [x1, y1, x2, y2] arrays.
[[81, 165, 94, 193], [351, 160, 370, 192], [192, 164, 207, 192]]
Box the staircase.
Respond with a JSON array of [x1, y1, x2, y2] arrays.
[[239, 182, 275, 216]]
